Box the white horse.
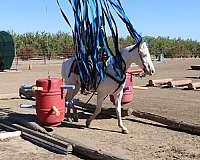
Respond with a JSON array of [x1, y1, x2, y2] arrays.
[[61, 42, 155, 134]]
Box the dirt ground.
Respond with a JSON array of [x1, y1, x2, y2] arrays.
[[0, 58, 200, 160]]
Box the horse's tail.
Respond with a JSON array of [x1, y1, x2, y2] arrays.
[[61, 57, 74, 83]]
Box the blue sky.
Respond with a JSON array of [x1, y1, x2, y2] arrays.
[[1, 0, 200, 41]]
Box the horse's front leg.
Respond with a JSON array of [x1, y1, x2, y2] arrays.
[[115, 90, 128, 134], [86, 92, 105, 127]]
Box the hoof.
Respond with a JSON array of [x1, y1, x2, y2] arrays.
[[122, 129, 129, 134], [73, 115, 79, 122], [86, 119, 90, 128]]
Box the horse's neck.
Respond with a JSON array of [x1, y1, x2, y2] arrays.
[[120, 45, 139, 70]]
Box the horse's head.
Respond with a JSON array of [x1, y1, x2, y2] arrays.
[[134, 41, 155, 76]]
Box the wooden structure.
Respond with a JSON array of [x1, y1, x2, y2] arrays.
[[167, 79, 192, 88], [148, 78, 173, 87], [132, 110, 200, 135], [188, 82, 200, 90], [191, 65, 200, 70]]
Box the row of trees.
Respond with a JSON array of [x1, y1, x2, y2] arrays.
[[144, 36, 200, 58], [12, 32, 74, 60], [11, 32, 200, 59]]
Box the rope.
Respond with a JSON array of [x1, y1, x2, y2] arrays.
[[43, 0, 50, 68]]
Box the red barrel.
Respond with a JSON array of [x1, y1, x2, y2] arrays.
[[110, 69, 134, 105], [35, 78, 65, 126]]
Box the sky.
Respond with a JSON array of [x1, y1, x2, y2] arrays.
[[1, 0, 200, 41]]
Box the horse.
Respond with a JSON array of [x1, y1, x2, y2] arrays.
[[61, 41, 155, 134]]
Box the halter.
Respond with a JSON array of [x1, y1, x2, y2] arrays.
[[138, 48, 147, 75]]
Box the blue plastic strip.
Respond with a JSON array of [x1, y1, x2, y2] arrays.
[[57, 0, 141, 90]]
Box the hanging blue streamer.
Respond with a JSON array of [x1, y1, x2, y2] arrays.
[[57, 0, 141, 91]]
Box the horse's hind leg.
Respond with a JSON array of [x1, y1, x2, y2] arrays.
[[115, 90, 129, 134], [86, 91, 106, 127]]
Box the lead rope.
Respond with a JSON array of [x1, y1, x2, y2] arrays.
[[43, 0, 51, 78]]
